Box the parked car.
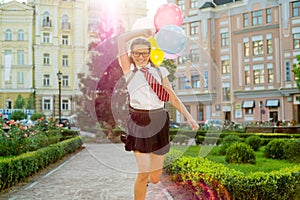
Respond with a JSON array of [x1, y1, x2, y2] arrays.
[[204, 119, 224, 130]]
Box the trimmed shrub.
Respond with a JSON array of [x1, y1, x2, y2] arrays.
[[284, 139, 300, 163], [219, 135, 241, 155], [264, 139, 287, 159], [10, 110, 27, 120], [225, 142, 256, 164], [30, 113, 46, 121], [245, 135, 261, 151]]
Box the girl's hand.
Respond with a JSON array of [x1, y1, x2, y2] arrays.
[[188, 119, 199, 131]]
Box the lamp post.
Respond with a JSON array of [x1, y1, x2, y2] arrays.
[[57, 71, 62, 124]]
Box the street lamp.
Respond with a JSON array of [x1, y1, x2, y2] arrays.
[[57, 71, 62, 124]]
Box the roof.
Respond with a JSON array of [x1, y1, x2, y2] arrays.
[[200, 0, 242, 9]]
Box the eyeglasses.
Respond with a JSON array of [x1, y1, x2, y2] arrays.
[[132, 51, 150, 57]]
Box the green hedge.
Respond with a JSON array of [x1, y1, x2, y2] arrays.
[[164, 150, 300, 200], [0, 136, 82, 191]]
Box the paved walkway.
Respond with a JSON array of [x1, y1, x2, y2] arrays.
[[0, 140, 174, 200]]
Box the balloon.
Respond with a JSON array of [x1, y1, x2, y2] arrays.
[[164, 53, 180, 59], [150, 49, 164, 66], [155, 25, 187, 56], [154, 3, 184, 31], [132, 17, 155, 30]]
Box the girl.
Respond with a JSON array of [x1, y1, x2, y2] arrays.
[[118, 29, 199, 200]]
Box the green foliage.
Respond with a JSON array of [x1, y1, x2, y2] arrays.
[[162, 59, 177, 82], [284, 139, 300, 163], [245, 135, 261, 151], [264, 139, 287, 159], [13, 94, 26, 109], [10, 110, 27, 121], [30, 113, 45, 121], [0, 137, 82, 191], [26, 93, 35, 110], [225, 142, 256, 164], [170, 134, 190, 145], [219, 135, 241, 155], [292, 54, 300, 89], [164, 150, 300, 200]]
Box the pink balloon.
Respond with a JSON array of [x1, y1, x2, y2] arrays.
[[164, 53, 180, 59], [132, 17, 155, 30], [154, 3, 184, 31]]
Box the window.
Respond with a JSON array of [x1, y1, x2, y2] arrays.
[[244, 42, 250, 57], [190, 22, 199, 35], [43, 74, 50, 86], [17, 50, 24, 65], [268, 68, 273, 83], [190, 0, 197, 9], [204, 71, 208, 88], [178, 77, 186, 90], [62, 55, 69, 66], [266, 9, 272, 23], [61, 15, 70, 29], [190, 49, 199, 62], [254, 69, 264, 84], [43, 33, 50, 43], [286, 61, 291, 81], [197, 104, 204, 121], [267, 39, 272, 54], [43, 99, 51, 110], [17, 30, 24, 41], [43, 53, 50, 65], [62, 35, 69, 45], [253, 40, 264, 55], [252, 10, 263, 26], [222, 60, 230, 74], [223, 87, 230, 101], [62, 99, 69, 110], [62, 75, 69, 87], [243, 13, 249, 27], [178, 0, 185, 11], [191, 75, 200, 88], [17, 72, 24, 84], [221, 32, 229, 47], [178, 56, 185, 64], [293, 33, 300, 49], [245, 70, 250, 85], [293, 1, 300, 17], [5, 29, 12, 40], [245, 108, 253, 115], [43, 11, 51, 27]]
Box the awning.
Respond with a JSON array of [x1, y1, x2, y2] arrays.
[[266, 99, 280, 107], [242, 100, 255, 108]]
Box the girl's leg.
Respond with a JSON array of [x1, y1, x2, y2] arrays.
[[134, 151, 150, 200], [149, 153, 164, 184]]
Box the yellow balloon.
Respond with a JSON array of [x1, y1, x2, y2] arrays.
[[148, 37, 160, 49], [150, 49, 164, 66]]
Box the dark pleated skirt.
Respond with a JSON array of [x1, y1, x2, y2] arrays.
[[124, 107, 170, 155]]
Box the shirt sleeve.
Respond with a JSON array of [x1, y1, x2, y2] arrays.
[[159, 66, 170, 78]]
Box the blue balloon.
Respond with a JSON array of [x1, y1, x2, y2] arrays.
[[155, 25, 187, 55]]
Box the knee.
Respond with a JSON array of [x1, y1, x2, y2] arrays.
[[149, 173, 161, 184], [136, 172, 149, 183]]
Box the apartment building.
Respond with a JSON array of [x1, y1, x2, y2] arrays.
[[173, 0, 300, 124], [0, 1, 34, 114]]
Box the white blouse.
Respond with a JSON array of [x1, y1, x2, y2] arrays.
[[124, 63, 170, 110]]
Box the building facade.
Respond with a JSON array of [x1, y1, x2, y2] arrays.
[[0, 0, 147, 120], [0, 1, 34, 116], [173, 0, 300, 124]]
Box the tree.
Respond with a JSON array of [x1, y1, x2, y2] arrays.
[[292, 54, 300, 89], [14, 94, 26, 109], [26, 93, 35, 110], [11, 110, 27, 120]]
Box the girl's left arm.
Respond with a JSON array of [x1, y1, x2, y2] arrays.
[[162, 77, 199, 131]]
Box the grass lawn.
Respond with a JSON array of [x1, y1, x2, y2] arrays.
[[171, 145, 298, 174]]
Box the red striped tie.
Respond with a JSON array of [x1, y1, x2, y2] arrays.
[[141, 67, 170, 102]]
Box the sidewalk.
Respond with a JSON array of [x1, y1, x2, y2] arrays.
[[0, 142, 174, 200]]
